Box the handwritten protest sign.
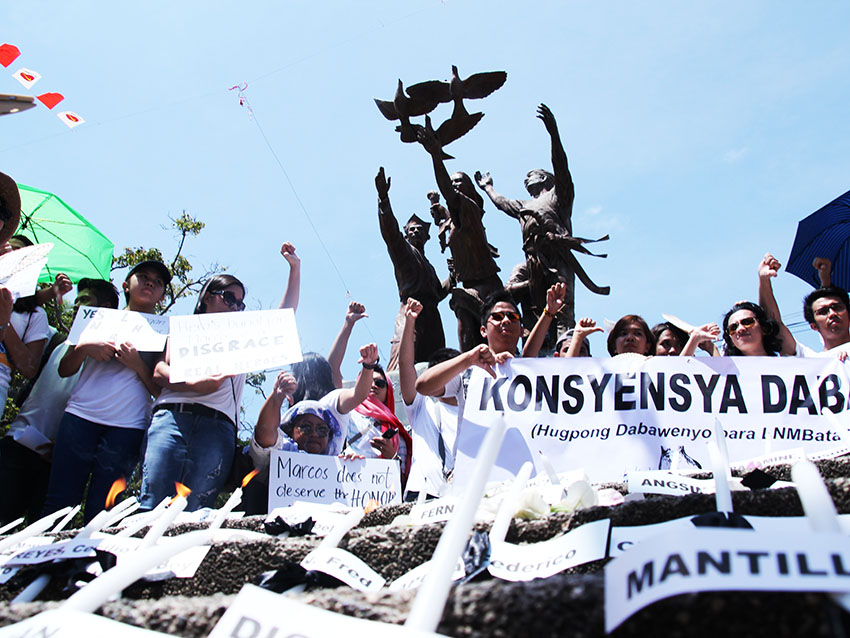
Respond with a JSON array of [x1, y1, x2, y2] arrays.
[[269, 450, 402, 510], [169, 308, 302, 382], [67, 307, 168, 351], [209, 584, 441, 638], [489, 519, 610, 581], [605, 529, 850, 632], [0, 242, 51, 299], [454, 356, 850, 485]]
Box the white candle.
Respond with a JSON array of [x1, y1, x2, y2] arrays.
[[61, 529, 214, 613], [208, 489, 242, 531], [490, 461, 533, 543], [0, 506, 72, 554], [406, 413, 507, 632], [115, 497, 170, 538], [536, 449, 560, 486], [103, 497, 140, 528], [139, 496, 188, 549], [50, 506, 80, 533], [0, 517, 24, 535], [709, 418, 733, 513], [318, 508, 364, 552]]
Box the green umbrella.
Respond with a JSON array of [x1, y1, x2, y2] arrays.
[[15, 184, 114, 284]]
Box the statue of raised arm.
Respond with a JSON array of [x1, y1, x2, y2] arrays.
[[475, 104, 609, 349], [376, 167, 447, 369]]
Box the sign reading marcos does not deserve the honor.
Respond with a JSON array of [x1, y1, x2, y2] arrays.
[[168, 308, 302, 382], [269, 450, 402, 510], [454, 356, 850, 485]]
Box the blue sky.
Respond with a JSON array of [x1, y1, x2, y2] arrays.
[[3, 1, 850, 416]]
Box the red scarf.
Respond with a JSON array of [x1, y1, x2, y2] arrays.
[[354, 377, 412, 483]]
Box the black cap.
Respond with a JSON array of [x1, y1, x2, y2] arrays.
[[126, 260, 172, 285]]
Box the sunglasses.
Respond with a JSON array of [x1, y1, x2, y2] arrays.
[[209, 289, 246, 311], [372, 377, 388, 389], [814, 302, 847, 317], [489, 310, 521, 323], [294, 423, 330, 437], [727, 316, 757, 334]]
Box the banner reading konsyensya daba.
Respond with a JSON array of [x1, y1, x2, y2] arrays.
[[453, 356, 850, 485]]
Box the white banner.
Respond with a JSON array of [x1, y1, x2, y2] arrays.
[[67, 306, 168, 351], [269, 450, 402, 510], [605, 529, 850, 632], [455, 356, 850, 485], [489, 519, 610, 581], [168, 308, 302, 382], [209, 584, 441, 638]]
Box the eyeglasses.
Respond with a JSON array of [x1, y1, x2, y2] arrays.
[[294, 423, 330, 437], [727, 316, 757, 334], [489, 310, 521, 324], [209, 289, 246, 311], [814, 302, 847, 317], [372, 377, 387, 389]]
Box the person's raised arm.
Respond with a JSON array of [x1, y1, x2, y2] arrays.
[[679, 323, 721, 356], [565, 317, 602, 358], [416, 345, 497, 397], [278, 242, 301, 311], [538, 104, 574, 230], [814, 257, 833, 288], [328, 301, 368, 388], [757, 253, 796, 356], [522, 282, 565, 358], [398, 298, 421, 406], [254, 371, 297, 448], [335, 343, 379, 414], [34, 273, 72, 308], [474, 171, 522, 219]]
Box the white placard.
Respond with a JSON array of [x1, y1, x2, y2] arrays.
[[266, 503, 353, 537], [209, 583, 440, 638], [730, 447, 806, 471], [0, 243, 51, 299], [300, 547, 385, 591], [0, 608, 170, 637], [6, 537, 100, 566], [389, 558, 466, 591], [168, 308, 302, 382], [454, 356, 850, 486], [269, 450, 401, 509], [144, 545, 211, 580], [408, 497, 458, 525], [0, 535, 54, 582], [67, 306, 168, 351], [627, 471, 716, 496], [488, 519, 610, 582], [605, 528, 850, 632]]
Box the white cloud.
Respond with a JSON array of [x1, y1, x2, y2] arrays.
[[724, 147, 749, 163]]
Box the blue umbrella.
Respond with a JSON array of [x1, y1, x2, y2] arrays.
[[787, 188, 850, 291]]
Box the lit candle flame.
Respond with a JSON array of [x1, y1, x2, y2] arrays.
[[170, 482, 191, 503], [364, 499, 380, 514], [241, 469, 260, 488], [104, 478, 127, 509]]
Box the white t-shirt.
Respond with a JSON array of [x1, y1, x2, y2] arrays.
[[404, 393, 458, 496], [795, 340, 850, 357], [6, 342, 80, 448], [65, 352, 158, 430], [154, 373, 246, 426], [0, 308, 51, 407]]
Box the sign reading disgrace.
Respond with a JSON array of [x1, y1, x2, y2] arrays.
[[168, 308, 302, 382], [269, 450, 402, 510], [605, 528, 850, 632], [67, 307, 169, 351], [454, 356, 850, 485]]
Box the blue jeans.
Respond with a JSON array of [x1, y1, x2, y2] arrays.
[[139, 406, 235, 511], [43, 412, 145, 523]]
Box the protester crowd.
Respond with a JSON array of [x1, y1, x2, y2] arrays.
[[0, 171, 847, 525]]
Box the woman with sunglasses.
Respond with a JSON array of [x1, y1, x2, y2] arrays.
[[721, 301, 785, 356], [138, 274, 250, 511]]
